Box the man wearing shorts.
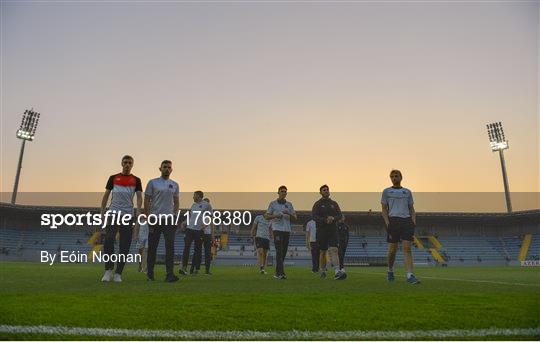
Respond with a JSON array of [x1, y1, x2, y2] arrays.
[[134, 222, 149, 273], [305, 218, 318, 273], [251, 214, 272, 274], [381, 169, 420, 284], [337, 220, 349, 272], [312, 184, 346, 280]]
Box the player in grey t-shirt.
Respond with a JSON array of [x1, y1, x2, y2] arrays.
[[144, 160, 180, 283], [305, 219, 319, 273], [251, 214, 273, 274], [264, 185, 297, 279], [381, 169, 419, 284]]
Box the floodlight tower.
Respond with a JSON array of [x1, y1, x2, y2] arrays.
[[486, 122, 512, 213], [11, 109, 40, 204]]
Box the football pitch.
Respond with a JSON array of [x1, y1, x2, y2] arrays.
[[0, 262, 539, 340]]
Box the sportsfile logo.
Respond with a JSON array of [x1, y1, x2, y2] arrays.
[[40, 210, 252, 229], [40, 211, 183, 229]]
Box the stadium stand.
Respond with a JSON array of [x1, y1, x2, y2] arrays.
[[1, 203, 538, 266]]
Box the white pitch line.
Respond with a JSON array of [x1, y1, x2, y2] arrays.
[[355, 271, 540, 287], [0, 325, 539, 339]]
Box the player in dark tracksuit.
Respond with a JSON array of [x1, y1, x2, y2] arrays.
[[337, 221, 349, 272], [190, 197, 214, 275], [312, 184, 346, 280]]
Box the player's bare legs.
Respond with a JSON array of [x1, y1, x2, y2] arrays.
[[403, 240, 414, 276], [262, 248, 268, 268], [138, 247, 147, 273], [257, 247, 264, 268], [319, 250, 328, 277], [328, 247, 339, 269], [387, 242, 398, 281]]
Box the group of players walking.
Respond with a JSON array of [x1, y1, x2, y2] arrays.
[[100, 155, 420, 285]]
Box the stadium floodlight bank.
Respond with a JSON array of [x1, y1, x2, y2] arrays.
[[486, 121, 512, 213], [11, 109, 41, 205]]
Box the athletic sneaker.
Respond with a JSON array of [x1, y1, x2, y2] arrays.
[[387, 271, 395, 282], [166, 274, 180, 283], [113, 273, 122, 282], [273, 274, 281, 279], [334, 270, 347, 280], [147, 273, 155, 281], [179, 268, 188, 276], [280, 274, 287, 280], [260, 269, 267, 275], [407, 275, 420, 284], [320, 271, 327, 279], [101, 270, 113, 282]]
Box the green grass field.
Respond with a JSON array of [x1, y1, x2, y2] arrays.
[[0, 261, 539, 340]]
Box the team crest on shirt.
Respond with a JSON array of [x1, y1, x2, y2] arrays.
[[169, 184, 173, 189]]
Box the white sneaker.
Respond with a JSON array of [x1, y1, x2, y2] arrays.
[[113, 273, 122, 282], [101, 270, 113, 282]]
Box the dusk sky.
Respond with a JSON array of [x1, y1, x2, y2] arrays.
[[1, 1, 538, 195]]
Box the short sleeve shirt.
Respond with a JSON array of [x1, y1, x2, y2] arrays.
[[306, 219, 317, 242], [254, 215, 272, 240], [266, 200, 295, 232], [105, 173, 142, 215], [381, 187, 414, 218], [187, 201, 213, 231], [144, 177, 180, 215]]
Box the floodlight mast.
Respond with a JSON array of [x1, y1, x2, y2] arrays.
[[486, 122, 512, 213], [11, 109, 40, 204]]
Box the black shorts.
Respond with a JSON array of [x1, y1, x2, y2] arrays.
[[255, 237, 270, 250], [386, 217, 415, 243], [317, 225, 338, 251]]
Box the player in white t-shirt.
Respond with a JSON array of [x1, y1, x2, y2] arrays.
[[305, 219, 319, 273], [251, 214, 273, 274], [134, 222, 149, 273]]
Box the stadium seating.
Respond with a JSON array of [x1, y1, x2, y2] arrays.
[[2, 227, 538, 266]]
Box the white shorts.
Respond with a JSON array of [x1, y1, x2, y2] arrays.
[[137, 223, 149, 249]]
